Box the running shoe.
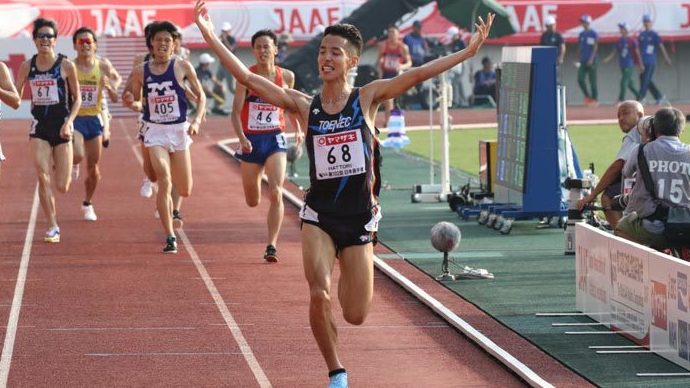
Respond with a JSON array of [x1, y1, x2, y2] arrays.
[[264, 244, 278, 263], [328, 371, 348, 388], [140, 177, 154, 198], [172, 210, 184, 229], [72, 164, 80, 181], [163, 235, 177, 254], [44, 226, 60, 243], [82, 204, 98, 221]]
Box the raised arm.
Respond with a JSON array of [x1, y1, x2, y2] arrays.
[[363, 13, 494, 106], [0, 62, 20, 109], [194, 0, 306, 113]]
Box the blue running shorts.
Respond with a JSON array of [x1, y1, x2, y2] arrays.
[[74, 115, 104, 141], [236, 132, 287, 165]]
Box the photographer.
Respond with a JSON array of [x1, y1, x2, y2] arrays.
[[578, 100, 644, 229], [615, 107, 690, 249]]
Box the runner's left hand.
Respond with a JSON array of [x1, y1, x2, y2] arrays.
[[102, 129, 111, 147], [102, 75, 112, 92], [188, 121, 200, 136], [467, 13, 495, 55], [194, 1, 214, 36]]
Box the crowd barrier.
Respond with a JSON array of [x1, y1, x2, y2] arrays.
[[576, 223, 690, 370]]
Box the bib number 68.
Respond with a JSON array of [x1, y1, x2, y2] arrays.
[[327, 144, 351, 164]]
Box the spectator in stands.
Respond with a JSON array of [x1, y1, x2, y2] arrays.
[[638, 14, 672, 105], [403, 20, 428, 68], [471, 56, 496, 106], [539, 15, 565, 81], [446, 26, 466, 107], [276, 32, 293, 65], [196, 53, 228, 115], [376, 25, 411, 126], [577, 14, 599, 107], [603, 22, 642, 102], [615, 107, 690, 249], [577, 100, 644, 229], [217, 22, 236, 93], [448, 26, 466, 52]]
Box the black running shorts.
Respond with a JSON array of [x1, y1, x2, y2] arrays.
[[301, 209, 378, 253]]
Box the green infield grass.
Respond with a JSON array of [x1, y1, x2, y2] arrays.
[[403, 124, 690, 177]]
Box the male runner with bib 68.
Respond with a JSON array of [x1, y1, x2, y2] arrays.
[[195, 2, 493, 386]]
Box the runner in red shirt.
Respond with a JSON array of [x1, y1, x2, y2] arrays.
[[230, 29, 303, 262], [376, 25, 410, 127]]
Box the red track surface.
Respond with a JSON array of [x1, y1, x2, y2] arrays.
[[0, 117, 588, 387]]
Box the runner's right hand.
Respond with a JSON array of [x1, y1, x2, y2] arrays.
[[122, 91, 142, 112], [240, 138, 252, 154], [123, 91, 134, 107]]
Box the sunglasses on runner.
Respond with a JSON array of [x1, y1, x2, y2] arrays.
[[36, 32, 56, 40], [78, 38, 95, 45]]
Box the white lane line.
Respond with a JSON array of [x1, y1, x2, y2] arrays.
[[596, 350, 655, 354], [123, 124, 270, 388], [323, 324, 450, 330], [46, 327, 196, 332], [178, 230, 271, 388], [0, 305, 36, 308], [637, 373, 690, 377], [208, 323, 254, 327], [0, 185, 39, 387], [0, 279, 40, 282], [86, 352, 243, 357]]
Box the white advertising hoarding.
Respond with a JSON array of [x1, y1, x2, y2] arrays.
[[576, 223, 690, 369]]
